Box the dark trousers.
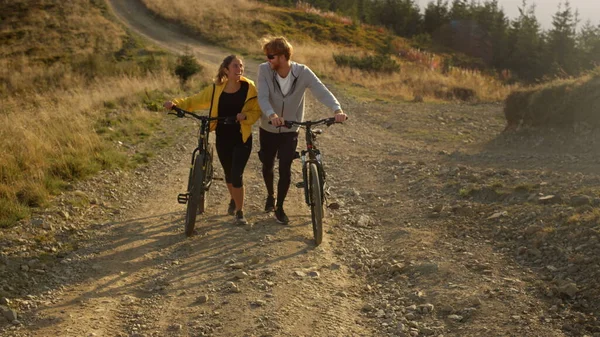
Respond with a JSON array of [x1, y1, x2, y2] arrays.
[[216, 134, 252, 188], [258, 128, 298, 207]]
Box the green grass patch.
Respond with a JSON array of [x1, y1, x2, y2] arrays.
[[0, 198, 29, 228], [133, 151, 154, 165], [514, 183, 537, 193], [459, 188, 471, 198], [97, 147, 130, 170], [66, 190, 91, 208]]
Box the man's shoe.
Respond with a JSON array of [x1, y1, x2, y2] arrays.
[[235, 210, 248, 225], [264, 195, 275, 213], [227, 199, 236, 216], [274, 206, 289, 225]]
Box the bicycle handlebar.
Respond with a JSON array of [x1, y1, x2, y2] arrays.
[[269, 116, 348, 129], [168, 106, 237, 124]]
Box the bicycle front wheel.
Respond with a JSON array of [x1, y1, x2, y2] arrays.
[[198, 146, 214, 214], [309, 163, 323, 245], [185, 153, 206, 237]]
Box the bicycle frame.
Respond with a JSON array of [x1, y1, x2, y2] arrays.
[[188, 118, 211, 190], [170, 106, 233, 204], [282, 118, 338, 206], [274, 117, 344, 245]]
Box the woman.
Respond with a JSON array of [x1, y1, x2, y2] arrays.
[[164, 55, 261, 225]]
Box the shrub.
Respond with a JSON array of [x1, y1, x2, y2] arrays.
[[434, 87, 477, 102], [503, 67, 600, 130], [333, 54, 400, 73], [175, 53, 203, 85]]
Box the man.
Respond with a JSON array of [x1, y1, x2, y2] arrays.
[[257, 36, 347, 224]]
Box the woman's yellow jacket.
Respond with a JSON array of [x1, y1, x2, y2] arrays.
[[171, 76, 261, 142]]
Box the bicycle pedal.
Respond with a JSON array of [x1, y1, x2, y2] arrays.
[[295, 181, 305, 188], [213, 177, 224, 181], [177, 193, 189, 204]]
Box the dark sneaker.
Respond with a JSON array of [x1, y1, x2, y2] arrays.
[[264, 195, 275, 213], [274, 206, 289, 225], [227, 199, 236, 216], [235, 210, 248, 225]]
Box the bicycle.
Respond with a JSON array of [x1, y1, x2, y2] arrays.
[[275, 117, 345, 245], [168, 106, 235, 237]]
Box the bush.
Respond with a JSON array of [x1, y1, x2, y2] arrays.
[[333, 54, 400, 73], [175, 53, 203, 85], [434, 87, 477, 102], [503, 68, 600, 130]]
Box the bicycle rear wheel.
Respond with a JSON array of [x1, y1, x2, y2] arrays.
[[185, 153, 206, 237], [309, 163, 323, 245]]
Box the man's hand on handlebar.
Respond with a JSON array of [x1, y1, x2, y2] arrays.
[[334, 109, 347, 123], [269, 113, 285, 127]]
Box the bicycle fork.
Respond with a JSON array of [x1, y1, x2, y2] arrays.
[[300, 150, 326, 206]]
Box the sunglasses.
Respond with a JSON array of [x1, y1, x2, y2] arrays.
[[267, 54, 278, 60]]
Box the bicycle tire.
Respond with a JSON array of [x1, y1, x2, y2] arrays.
[[309, 163, 323, 245], [185, 153, 206, 237]]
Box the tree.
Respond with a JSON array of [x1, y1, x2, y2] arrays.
[[505, 0, 547, 82], [449, 0, 470, 21], [577, 21, 600, 69], [424, 0, 450, 34], [371, 0, 422, 37], [470, 0, 510, 68], [355, 0, 372, 24], [547, 1, 579, 76]]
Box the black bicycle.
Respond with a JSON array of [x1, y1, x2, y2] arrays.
[[168, 106, 235, 237], [280, 117, 345, 245]]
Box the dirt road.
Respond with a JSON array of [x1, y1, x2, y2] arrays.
[[3, 1, 600, 336], [106, 0, 257, 78]]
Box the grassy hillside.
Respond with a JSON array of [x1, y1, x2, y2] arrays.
[[0, 0, 180, 97], [0, 0, 213, 227], [504, 67, 600, 130], [141, 0, 513, 102]]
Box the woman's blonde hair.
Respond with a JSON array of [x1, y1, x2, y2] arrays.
[[215, 55, 241, 85]]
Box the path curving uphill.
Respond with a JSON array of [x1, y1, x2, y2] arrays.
[[106, 0, 258, 78]]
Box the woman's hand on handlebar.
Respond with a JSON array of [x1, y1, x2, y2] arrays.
[[163, 101, 175, 110], [236, 113, 247, 122]]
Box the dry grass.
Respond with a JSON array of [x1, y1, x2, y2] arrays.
[[0, 0, 216, 226], [0, 71, 186, 226], [0, 0, 125, 96], [142, 0, 513, 102], [293, 42, 513, 102]]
